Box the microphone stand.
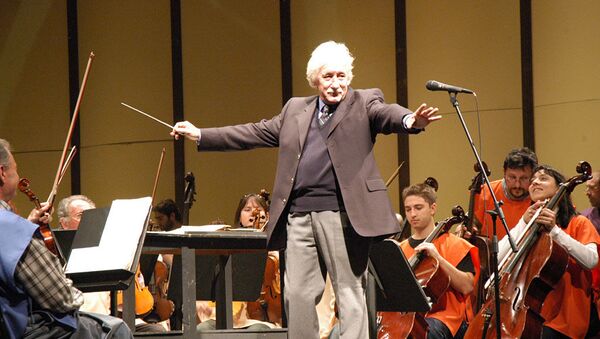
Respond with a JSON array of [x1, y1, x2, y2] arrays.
[[447, 92, 517, 339]]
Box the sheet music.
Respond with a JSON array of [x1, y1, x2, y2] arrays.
[[180, 225, 230, 233], [66, 197, 151, 274]]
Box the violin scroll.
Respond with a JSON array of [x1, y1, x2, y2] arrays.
[[18, 178, 42, 209], [17, 178, 60, 258]]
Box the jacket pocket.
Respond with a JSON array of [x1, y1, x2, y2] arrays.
[[366, 178, 387, 192]]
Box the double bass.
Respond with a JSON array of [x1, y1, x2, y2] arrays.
[[465, 161, 591, 338], [378, 206, 468, 339]]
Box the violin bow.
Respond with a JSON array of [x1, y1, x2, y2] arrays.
[[385, 161, 405, 187], [57, 146, 77, 187], [47, 52, 95, 205], [151, 148, 167, 205]]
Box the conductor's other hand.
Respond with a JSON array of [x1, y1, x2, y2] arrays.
[[408, 103, 441, 129], [171, 121, 201, 141]]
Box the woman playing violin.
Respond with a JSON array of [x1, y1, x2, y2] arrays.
[[496, 165, 600, 338], [197, 191, 279, 331], [234, 192, 270, 229]]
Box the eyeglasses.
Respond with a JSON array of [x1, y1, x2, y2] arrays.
[[505, 175, 530, 184], [70, 212, 84, 221]]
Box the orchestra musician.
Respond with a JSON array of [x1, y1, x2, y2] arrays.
[[0, 138, 133, 338], [196, 192, 279, 331], [492, 165, 600, 338], [471, 147, 538, 239], [582, 171, 600, 232], [152, 199, 183, 232], [172, 40, 441, 338], [57, 195, 95, 230], [387, 183, 477, 338]]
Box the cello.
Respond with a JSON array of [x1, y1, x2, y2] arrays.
[[378, 206, 468, 339], [464, 161, 591, 339], [460, 162, 492, 313]]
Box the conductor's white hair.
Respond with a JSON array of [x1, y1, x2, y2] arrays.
[[306, 41, 354, 88]]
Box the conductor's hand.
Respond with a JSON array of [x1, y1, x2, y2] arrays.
[[171, 121, 201, 141], [408, 103, 441, 129]]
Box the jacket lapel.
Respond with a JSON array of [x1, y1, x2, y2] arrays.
[[296, 97, 318, 152], [327, 88, 355, 138]]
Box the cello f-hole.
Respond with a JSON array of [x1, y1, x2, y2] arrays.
[[512, 287, 522, 311]]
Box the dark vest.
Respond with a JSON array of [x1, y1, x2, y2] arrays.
[[0, 211, 76, 338], [290, 107, 343, 212]]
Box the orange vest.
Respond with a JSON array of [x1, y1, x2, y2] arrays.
[[401, 233, 479, 336], [540, 215, 600, 338], [473, 179, 531, 240]]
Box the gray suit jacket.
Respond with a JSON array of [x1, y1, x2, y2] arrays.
[[199, 88, 419, 249]]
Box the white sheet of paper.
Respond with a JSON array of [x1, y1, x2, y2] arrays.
[[65, 197, 152, 274], [180, 225, 230, 233]]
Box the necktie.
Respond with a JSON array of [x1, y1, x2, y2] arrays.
[[319, 105, 332, 126]]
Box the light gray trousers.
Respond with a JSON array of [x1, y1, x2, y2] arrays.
[[284, 211, 371, 339]]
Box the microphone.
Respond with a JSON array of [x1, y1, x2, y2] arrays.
[[426, 80, 474, 94]]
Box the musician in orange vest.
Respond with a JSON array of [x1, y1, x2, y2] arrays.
[[400, 183, 478, 338], [472, 147, 538, 239]]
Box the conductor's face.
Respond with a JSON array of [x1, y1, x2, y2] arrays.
[[316, 64, 349, 105]]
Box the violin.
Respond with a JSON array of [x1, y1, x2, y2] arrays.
[[249, 207, 269, 230], [247, 252, 282, 325], [461, 162, 492, 313], [247, 189, 270, 231], [143, 261, 175, 323], [17, 178, 61, 259], [378, 206, 468, 339], [465, 161, 591, 338], [117, 266, 154, 318]]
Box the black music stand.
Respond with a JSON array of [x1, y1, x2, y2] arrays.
[[167, 251, 267, 330], [53, 229, 77, 263], [369, 239, 430, 312], [195, 252, 267, 301]]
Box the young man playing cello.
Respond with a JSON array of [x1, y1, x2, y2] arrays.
[[381, 183, 478, 338]]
